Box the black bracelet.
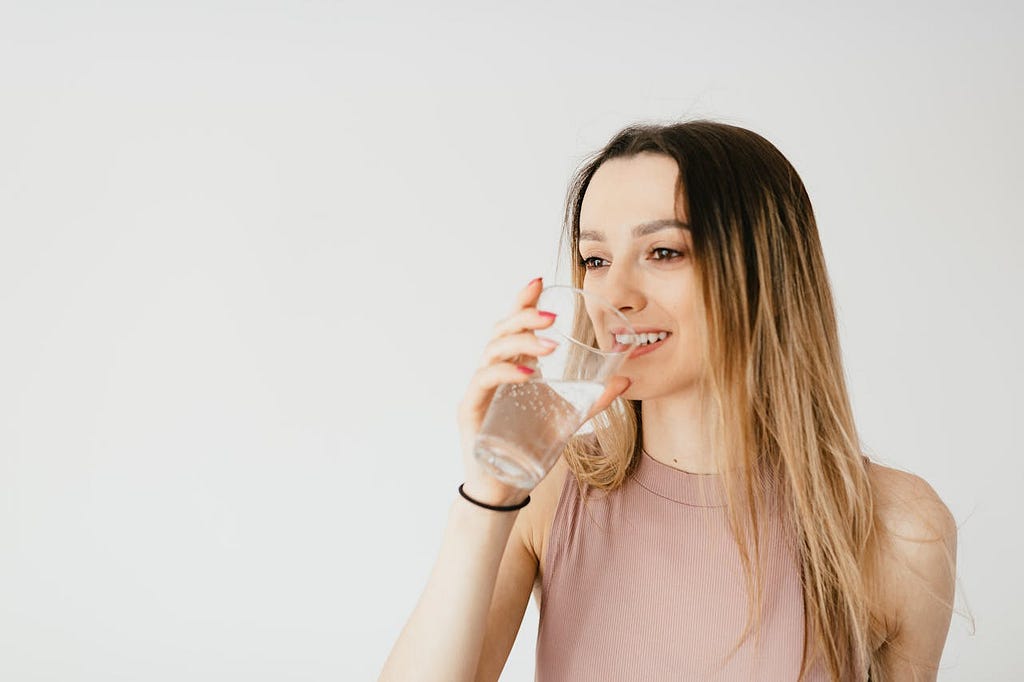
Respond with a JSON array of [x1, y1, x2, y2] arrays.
[[458, 483, 531, 511]]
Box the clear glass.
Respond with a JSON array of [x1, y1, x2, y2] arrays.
[[473, 284, 640, 489]]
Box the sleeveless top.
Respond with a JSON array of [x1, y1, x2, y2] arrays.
[[535, 449, 833, 681]]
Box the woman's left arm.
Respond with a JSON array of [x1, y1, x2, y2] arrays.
[[873, 469, 959, 682]]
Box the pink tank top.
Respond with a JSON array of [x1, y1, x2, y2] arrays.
[[536, 448, 831, 681]]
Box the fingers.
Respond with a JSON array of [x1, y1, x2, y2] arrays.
[[492, 305, 556, 339], [471, 361, 537, 392], [501, 277, 548, 338], [459, 277, 550, 428], [581, 375, 632, 423], [481, 278, 557, 369], [511, 276, 544, 314], [457, 359, 538, 426], [479, 330, 558, 369]]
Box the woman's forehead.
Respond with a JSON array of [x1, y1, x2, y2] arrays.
[[581, 154, 682, 229]]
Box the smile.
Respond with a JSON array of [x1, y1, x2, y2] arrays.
[[627, 333, 670, 359], [608, 331, 671, 358]]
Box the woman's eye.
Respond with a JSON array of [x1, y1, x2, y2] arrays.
[[651, 247, 684, 261], [578, 247, 685, 270]]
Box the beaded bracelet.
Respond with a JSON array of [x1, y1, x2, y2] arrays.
[[458, 483, 531, 511]]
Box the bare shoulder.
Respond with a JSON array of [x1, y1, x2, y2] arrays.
[[866, 459, 957, 541], [864, 458, 958, 676]]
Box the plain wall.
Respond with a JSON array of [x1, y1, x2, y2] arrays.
[[0, 1, 1019, 679]]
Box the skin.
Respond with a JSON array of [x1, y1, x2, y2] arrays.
[[556, 150, 955, 679], [577, 150, 717, 473], [388, 151, 957, 681]]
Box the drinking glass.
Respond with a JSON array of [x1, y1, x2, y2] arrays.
[[473, 284, 640, 489]]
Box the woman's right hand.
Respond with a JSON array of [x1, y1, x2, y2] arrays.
[[456, 277, 560, 507]]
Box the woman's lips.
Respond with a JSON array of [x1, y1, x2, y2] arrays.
[[610, 332, 671, 358], [627, 334, 670, 359]]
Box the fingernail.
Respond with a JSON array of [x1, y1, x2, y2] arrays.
[[516, 365, 535, 374], [528, 277, 542, 287], [538, 338, 559, 349], [538, 310, 556, 319]]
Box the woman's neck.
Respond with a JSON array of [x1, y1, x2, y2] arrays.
[[640, 389, 720, 474]]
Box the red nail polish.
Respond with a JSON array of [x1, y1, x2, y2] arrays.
[[528, 277, 542, 287], [538, 310, 556, 319], [516, 365, 535, 374]]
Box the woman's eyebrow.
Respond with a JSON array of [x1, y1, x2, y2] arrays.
[[579, 219, 690, 243]]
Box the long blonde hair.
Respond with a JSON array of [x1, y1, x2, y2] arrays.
[[554, 120, 957, 681]]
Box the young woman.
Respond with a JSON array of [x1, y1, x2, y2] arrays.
[[379, 121, 958, 681]]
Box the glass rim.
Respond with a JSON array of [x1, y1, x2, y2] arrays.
[[539, 283, 640, 357]]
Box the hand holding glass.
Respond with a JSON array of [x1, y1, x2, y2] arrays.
[[473, 285, 639, 489]]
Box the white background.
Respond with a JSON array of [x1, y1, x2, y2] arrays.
[[0, 1, 1019, 679]]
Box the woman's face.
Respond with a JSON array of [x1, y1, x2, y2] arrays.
[[578, 151, 703, 397]]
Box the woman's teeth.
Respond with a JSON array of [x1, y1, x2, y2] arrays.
[[615, 331, 668, 345]]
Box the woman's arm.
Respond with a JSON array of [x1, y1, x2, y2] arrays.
[[872, 468, 959, 681], [378, 487, 536, 682], [378, 276, 553, 680], [379, 275, 625, 680]]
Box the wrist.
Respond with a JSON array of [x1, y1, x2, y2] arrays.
[[460, 479, 530, 509]]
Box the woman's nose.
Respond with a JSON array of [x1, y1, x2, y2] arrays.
[[597, 266, 644, 313]]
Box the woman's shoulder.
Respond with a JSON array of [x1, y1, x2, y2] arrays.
[[864, 457, 955, 533], [862, 455, 958, 647]]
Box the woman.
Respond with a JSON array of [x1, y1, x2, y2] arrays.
[[379, 121, 958, 681]]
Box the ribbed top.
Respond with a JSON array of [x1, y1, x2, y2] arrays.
[[535, 449, 830, 681], [630, 448, 729, 507]]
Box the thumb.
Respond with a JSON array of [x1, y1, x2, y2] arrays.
[[582, 375, 632, 423]]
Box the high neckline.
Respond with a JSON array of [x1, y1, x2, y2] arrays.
[[629, 448, 728, 508]]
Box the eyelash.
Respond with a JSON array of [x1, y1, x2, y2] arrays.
[[577, 247, 686, 270]]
